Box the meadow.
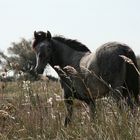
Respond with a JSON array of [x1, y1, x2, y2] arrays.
[[0, 79, 140, 140]]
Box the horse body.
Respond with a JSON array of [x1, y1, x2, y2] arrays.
[[33, 31, 139, 126]]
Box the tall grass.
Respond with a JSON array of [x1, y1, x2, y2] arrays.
[[0, 80, 140, 140]]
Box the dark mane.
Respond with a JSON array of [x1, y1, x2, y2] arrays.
[[53, 36, 91, 52]]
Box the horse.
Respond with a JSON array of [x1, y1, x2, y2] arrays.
[[32, 30, 139, 126]]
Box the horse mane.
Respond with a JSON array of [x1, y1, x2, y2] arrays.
[[53, 36, 91, 52]]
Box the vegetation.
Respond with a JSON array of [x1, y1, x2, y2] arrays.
[[0, 78, 140, 140], [0, 39, 38, 81], [0, 38, 140, 139], [0, 39, 35, 71]]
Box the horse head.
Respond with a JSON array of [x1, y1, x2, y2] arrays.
[[32, 31, 53, 74]]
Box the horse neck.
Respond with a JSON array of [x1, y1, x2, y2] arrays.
[[50, 40, 87, 69]]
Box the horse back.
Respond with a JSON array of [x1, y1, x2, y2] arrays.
[[81, 42, 139, 99]]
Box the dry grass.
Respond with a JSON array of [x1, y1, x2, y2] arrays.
[[0, 80, 140, 140]]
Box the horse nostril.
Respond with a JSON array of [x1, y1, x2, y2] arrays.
[[34, 68, 37, 73], [34, 67, 44, 74]]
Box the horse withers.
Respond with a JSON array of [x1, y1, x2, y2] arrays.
[[32, 30, 139, 126]]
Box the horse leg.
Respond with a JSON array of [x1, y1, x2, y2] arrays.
[[64, 97, 73, 126], [58, 70, 75, 126], [121, 83, 133, 108], [122, 85, 137, 113], [61, 82, 74, 126], [88, 99, 96, 121], [111, 87, 126, 110]]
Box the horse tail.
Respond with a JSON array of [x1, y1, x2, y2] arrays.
[[124, 50, 139, 105]]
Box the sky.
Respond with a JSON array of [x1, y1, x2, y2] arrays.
[[0, 0, 140, 56]]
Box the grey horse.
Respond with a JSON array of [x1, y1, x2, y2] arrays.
[[32, 31, 139, 126]]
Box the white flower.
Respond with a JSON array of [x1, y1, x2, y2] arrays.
[[54, 94, 61, 101], [47, 97, 53, 106]]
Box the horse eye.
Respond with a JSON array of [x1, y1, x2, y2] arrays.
[[39, 54, 42, 58], [39, 53, 45, 59]]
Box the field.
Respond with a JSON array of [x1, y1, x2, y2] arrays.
[[0, 80, 140, 140]]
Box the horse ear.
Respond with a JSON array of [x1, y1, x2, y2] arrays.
[[34, 31, 38, 39], [46, 31, 52, 40]]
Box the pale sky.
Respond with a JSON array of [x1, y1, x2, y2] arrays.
[[0, 0, 140, 55]]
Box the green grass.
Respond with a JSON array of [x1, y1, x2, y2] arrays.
[[0, 80, 140, 140]]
